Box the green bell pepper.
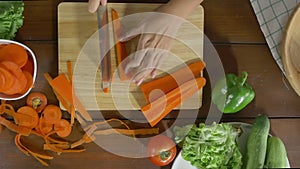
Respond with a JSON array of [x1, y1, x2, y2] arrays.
[[212, 71, 255, 113]]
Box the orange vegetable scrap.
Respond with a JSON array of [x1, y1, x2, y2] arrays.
[[44, 72, 92, 122]]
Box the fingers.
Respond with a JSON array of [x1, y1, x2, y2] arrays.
[[88, 0, 107, 13], [129, 49, 165, 86], [100, 0, 107, 6], [88, 0, 100, 13]]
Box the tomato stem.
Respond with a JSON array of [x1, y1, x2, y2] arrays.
[[32, 98, 42, 109], [159, 150, 171, 160]]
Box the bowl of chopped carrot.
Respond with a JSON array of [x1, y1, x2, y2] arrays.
[[0, 39, 37, 100]]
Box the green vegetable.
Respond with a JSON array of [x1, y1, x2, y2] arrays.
[[245, 114, 270, 169], [0, 1, 24, 40], [212, 71, 255, 113], [264, 136, 288, 168], [174, 123, 243, 169]]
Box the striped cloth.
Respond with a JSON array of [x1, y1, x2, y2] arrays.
[[250, 0, 300, 73]]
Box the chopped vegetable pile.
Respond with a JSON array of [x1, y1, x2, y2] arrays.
[[0, 1, 24, 40], [174, 122, 243, 169]]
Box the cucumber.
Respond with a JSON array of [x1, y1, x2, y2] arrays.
[[245, 114, 270, 169], [264, 136, 288, 168]]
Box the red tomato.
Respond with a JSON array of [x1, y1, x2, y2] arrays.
[[147, 135, 177, 166], [26, 92, 48, 113]]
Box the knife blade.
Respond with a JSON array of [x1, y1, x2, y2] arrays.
[[97, 6, 111, 93]]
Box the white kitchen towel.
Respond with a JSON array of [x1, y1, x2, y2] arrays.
[[250, 0, 300, 73]]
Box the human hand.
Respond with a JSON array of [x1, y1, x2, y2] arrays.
[[119, 12, 184, 85], [88, 0, 107, 13]]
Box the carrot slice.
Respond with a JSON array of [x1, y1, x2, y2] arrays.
[[0, 61, 27, 95], [141, 77, 206, 127], [21, 54, 34, 75], [15, 106, 39, 129], [54, 119, 72, 138], [0, 44, 28, 68], [0, 67, 15, 92], [19, 71, 33, 95], [37, 116, 53, 135], [42, 105, 62, 124], [111, 8, 130, 81], [48, 73, 92, 121], [140, 60, 205, 103], [0, 44, 7, 50]]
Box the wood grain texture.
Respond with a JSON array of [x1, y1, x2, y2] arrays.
[[58, 2, 204, 110], [16, 0, 266, 43], [0, 119, 299, 168], [1, 0, 300, 168]]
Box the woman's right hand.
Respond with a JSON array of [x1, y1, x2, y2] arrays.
[[88, 0, 107, 13]]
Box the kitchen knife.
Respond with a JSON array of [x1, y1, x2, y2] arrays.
[[97, 6, 111, 93]]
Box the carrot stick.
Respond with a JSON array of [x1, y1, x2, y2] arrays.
[[111, 8, 130, 81], [48, 73, 92, 121], [42, 105, 62, 124], [140, 60, 205, 103], [0, 44, 28, 68], [141, 77, 206, 127]]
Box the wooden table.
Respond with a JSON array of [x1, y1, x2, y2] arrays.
[[1, 0, 300, 168]]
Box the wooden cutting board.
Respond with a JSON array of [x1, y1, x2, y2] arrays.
[[58, 2, 204, 110]]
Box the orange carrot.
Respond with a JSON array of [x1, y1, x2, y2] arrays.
[[0, 67, 15, 92], [19, 71, 33, 94], [15, 106, 39, 129], [48, 73, 92, 121], [111, 8, 130, 81], [42, 105, 62, 124], [21, 54, 34, 75], [0, 116, 31, 136], [141, 77, 206, 127], [0, 44, 28, 68], [37, 116, 53, 135], [0, 61, 27, 95], [140, 60, 205, 103], [0, 44, 7, 49], [54, 119, 72, 138]]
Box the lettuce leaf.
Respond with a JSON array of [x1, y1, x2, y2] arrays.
[[174, 122, 243, 169], [0, 1, 24, 40]]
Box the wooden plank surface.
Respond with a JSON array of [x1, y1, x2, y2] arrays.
[[58, 2, 204, 110], [2, 0, 299, 168], [0, 119, 299, 168]]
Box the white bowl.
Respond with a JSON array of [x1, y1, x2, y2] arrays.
[[0, 39, 37, 100]]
